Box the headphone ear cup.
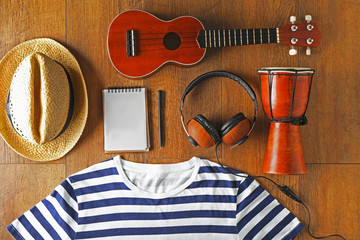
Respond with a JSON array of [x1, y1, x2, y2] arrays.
[[186, 114, 220, 148], [187, 136, 199, 147], [220, 113, 251, 145]]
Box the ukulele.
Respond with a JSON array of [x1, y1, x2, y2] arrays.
[[107, 10, 320, 78]]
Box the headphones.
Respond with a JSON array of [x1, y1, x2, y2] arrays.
[[180, 71, 346, 240], [180, 71, 258, 148]]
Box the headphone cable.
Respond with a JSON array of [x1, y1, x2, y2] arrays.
[[214, 142, 346, 240]]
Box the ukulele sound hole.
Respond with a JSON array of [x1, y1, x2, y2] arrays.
[[163, 32, 181, 50]]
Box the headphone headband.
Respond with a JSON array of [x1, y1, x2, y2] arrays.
[[180, 71, 258, 147], [181, 71, 257, 103]]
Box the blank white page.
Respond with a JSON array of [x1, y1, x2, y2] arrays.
[[103, 88, 148, 151]]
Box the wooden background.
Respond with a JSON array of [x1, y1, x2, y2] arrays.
[[1, 0, 359, 239]]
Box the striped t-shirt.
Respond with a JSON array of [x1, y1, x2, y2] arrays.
[[7, 156, 303, 240]]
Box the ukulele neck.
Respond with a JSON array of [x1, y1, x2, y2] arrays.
[[197, 28, 279, 48]]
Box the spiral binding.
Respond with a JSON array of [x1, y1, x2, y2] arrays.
[[107, 87, 142, 93]]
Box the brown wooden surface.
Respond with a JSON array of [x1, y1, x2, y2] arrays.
[[0, 0, 359, 239]]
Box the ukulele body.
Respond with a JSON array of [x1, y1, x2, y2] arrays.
[[108, 10, 206, 78]]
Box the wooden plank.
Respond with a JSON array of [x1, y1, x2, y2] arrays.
[[0, 1, 358, 239], [299, 0, 360, 163], [0, 164, 65, 239], [220, 0, 300, 215], [296, 164, 359, 239], [221, 0, 298, 174], [144, 0, 223, 160], [0, 0, 66, 164], [65, 0, 146, 175], [0, 0, 66, 50]]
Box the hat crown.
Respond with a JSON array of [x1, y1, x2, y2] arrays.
[[8, 52, 70, 144]]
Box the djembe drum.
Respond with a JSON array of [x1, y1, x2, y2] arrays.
[[258, 67, 315, 174]]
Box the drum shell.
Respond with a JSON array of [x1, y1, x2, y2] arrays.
[[262, 122, 307, 174], [259, 72, 312, 120]]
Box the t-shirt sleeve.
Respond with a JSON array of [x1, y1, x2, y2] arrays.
[[236, 177, 303, 240], [7, 178, 78, 240]]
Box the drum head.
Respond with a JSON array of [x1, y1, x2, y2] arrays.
[[258, 67, 314, 120], [258, 67, 314, 75]]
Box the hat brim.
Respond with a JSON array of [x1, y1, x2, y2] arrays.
[[0, 38, 88, 161]]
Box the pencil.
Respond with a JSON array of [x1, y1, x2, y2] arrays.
[[158, 90, 163, 148]]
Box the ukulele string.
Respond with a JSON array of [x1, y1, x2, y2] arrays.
[[132, 28, 312, 41], [114, 28, 314, 52], [139, 42, 200, 46], [138, 36, 198, 40], [139, 46, 202, 52], [137, 28, 313, 36], [118, 39, 310, 51], [136, 35, 309, 41], [278, 37, 316, 40], [138, 38, 310, 47], [139, 31, 199, 35], [127, 40, 313, 51]]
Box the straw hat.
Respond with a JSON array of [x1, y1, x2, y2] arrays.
[[0, 38, 88, 161]]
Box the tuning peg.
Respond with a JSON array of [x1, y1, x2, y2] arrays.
[[306, 47, 311, 56], [290, 16, 296, 24], [289, 46, 297, 56], [305, 15, 312, 23], [291, 38, 298, 44]]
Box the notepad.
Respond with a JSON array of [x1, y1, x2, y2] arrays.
[[103, 88, 149, 152]]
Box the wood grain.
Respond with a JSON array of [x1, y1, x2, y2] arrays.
[[220, 0, 302, 229], [65, 0, 146, 175], [107, 10, 206, 78], [0, 0, 66, 164], [144, 0, 223, 160], [220, 0, 299, 174], [296, 164, 360, 240], [299, 0, 360, 164], [0, 164, 65, 240], [0, 0, 359, 239]]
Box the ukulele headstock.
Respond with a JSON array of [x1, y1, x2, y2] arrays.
[[279, 15, 321, 56]]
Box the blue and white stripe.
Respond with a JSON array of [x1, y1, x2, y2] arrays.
[[7, 156, 303, 239]]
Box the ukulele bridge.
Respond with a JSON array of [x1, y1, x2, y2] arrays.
[[126, 30, 136, 57]]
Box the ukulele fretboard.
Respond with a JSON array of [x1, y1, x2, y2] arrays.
[[197, 28, 279, 48]]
